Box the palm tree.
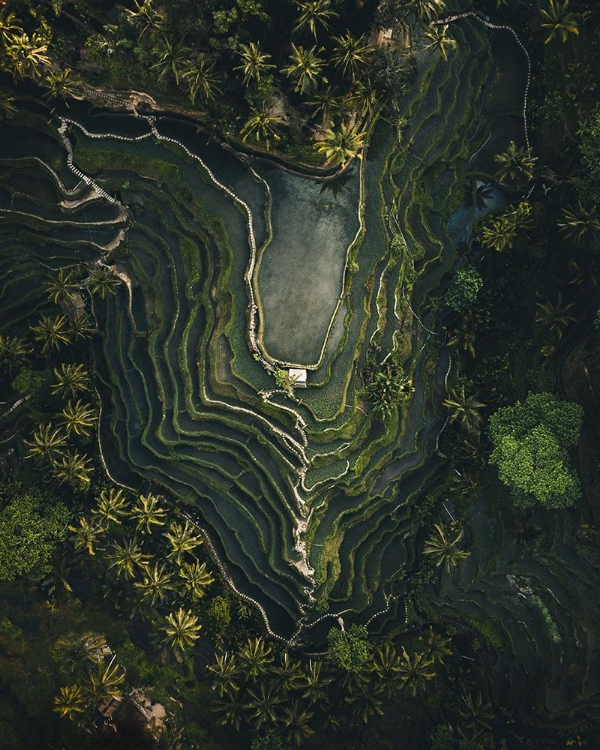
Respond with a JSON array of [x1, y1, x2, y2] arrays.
[[134, 563, 174, 607], [209, 652, 241, 697], [54, 685, 86, 720], [183, 57, 222, 105], [331, 32, 370, 81], [161, 608, 202, 661], [407, 0, 446, 23], [0, 90, 17, 120], [272, 652, 304, 693], [83, 659, 126, 702], [423, 25, 457, 61], [558, 203, 600, 245], [448, 314, 477, 358], [53, 450, 94, 489], [129, 493, 167, 534], [442, 387, 485, 431], [151, 37, 190, 86], [298, 659, 333, 704], [244, 682, 283, 728], [92, 488, 129, 526], [282, 43, 325, 95], [450, 468, 480, 499], [24, 423, 68, 465], [4, 31, 51, 81], [165, 520, 203, 565], [240, 105, 283, 149], [281, 700, 315, 746], [0, 334, 30, 373], [238, 637, 274, 681], [0, 11, 22, 49], [70, 313, 96, 340], [347, 79, 381, 120], [371, 642, 402, 698], [42, 68, 79, 102], [69, 517, 105, 556], [54, 632, 109, 675], [292, 0, 338, 40], [424, 523, 470, 572], [108, 537, 151, 580], [60, 399, 97, 438], [535, 293, 576, 340], [396, 648, 436, 698], [458, 691, 494, 739], [494, 141, 537, 184], [213, 686, 245, 731], [480, 214, 518, 252], [307, 86, 341, 127], [235, 41, 275, 87], [31, 313, 72, 355], [345, 680, 384, 724], [45, 268, 79, 305], [418, 626, 452, 666], [52, 363, 91, 400], [539, 0, 579, 44], [179, 559, 214, 600], [315, 121, 366, 166], [125, 0, 164, 39], [86, 266, 121, 299]]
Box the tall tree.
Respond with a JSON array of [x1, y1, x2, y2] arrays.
[[86, 266, 121, 299], [315, 122, 366, 166], [238, 638, 274, 681], [240, 106, 283, 149], [4, 31, 51, 81], [183, 57, 222, 105], [396, 648, 436, 697], [92, 488, 129, 527], [60, 399, 97, 438], [442, 387, 485, 432], [53, 450, 94, 489], [0, 334, 30, 374], [108, 537, 151, 580], [129, 493, 167, 534], [165, 520, 203, 565], [178, 559, 214, 600], [134, 563, 174, 607], [539, 0, 579, 44], [161, 608, 202, 661], [494, 141, 537, 184], [331, 32, 370, 81], [30, 314, 72, 355], [52, 363, 91, 400], [53, 685, 86, 720], [423, 25, 457, 61], [151, 37, 190, 86], [282, 44, 325, 95], [292, 0, 338, 40], [24, 423, 68, 465], [235, 41, 275, 87], [423, 523, 470, 572]]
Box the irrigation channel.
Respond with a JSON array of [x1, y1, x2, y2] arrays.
[[6, 21, 598, 719]]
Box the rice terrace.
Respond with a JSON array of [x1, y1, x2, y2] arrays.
[[1, 1, 600, 748]]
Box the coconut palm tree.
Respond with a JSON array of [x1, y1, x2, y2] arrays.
[[558, 202, 600, 245], [0, 11, 22, 49], [31, 314, 72, 355], [281, 700, 315, 746], [92, 488, 129, 527], [4, 31, 50, 81], [54, 632, 109, 675], [53, 450, 94, 489], [272, 652, 304, 693], [238, 637, 274, 681], [129, 493, 167, 535], [407, 0, 446, 23], [315, 121, 366, 166], [418, 626, 452, 666], [161, 607, 202, 661], [209, 652, 241, 697], [450, 468, 480, 499], [151, 36, 190, 86], [53, 685, 86, 720], [86, 266, 121, 299], [83, 659, 126, 702], [165, 520, 204, 565], [442, 387, 485, 431], [69, 517, 105, 556], [345, 680, 384, 724], [535, 293, 576, 340], [108, 537, 150, 580], [52, 363, 91, 400], [292, 0, 338, 40], [298, 659, 333, 704], [42, 68, 79, 102], [396, 648, 436, 697], [134, 563, 174, 607], [235, 41, 275, 87], [125, 0, 164, 39], [448, 314, 477, 358], [423, 25, 457, 61], [0, 334, 30, 374], [179, 559, 214, 600], [45, 268, 79, 305], [480, 214, 518, 252], [494, 141, 537, 184], [539, 0, 579, 44], [60, 399, 97, 438], [183, 57, 222, 105], [331, 32, 371, 81], [347, 79, 381, 120], [307, 86, 341, 127], [240, 105, 283, 149], [282, 43, 325, 95], [424, 523, 470, 572], [24, 423, 68, 465], [213, 686, 245, 730], [70, 313, 96, 341], [244, 682, 283, 728], [371, 642, 402, 698]]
